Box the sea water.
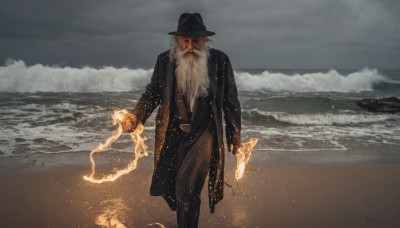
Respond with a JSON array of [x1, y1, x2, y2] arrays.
[[0, 60, 399, 164]]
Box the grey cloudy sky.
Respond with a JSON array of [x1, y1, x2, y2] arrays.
[[1, 0, 399, 69]]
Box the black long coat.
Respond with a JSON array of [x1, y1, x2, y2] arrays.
[[132, 48, 241, 213]]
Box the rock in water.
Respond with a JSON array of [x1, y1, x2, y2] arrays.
[[357, 97, 400, 113]]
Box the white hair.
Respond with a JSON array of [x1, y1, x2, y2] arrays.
[[169, 36, 213, 100]]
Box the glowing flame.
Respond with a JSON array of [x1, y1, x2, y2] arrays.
[[113, 109, 127, 123], [83, 109, 148, 184], [235, 138, 258, 181]]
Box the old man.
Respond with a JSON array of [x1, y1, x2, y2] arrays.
[[122, 12, 241, 227]]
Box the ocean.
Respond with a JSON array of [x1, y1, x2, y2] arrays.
[[1, 60, 399, 164]]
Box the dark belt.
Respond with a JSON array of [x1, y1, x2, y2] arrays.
[[179, 124, 191, 133]]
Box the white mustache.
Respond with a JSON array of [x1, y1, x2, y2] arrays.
[[178, 48, 203, 58]]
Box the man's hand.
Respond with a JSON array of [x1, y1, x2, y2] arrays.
[[121, 113, 138, 133], [227, 144, 240, 155]]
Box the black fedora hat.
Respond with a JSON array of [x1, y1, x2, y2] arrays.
[[168, 13, 215, 37]]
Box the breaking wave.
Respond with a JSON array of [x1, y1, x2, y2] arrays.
[[235, 69, 387, 92], [243, 109, 397, 126], [0, 60, 152, 92], [0, 59, 389, 93]]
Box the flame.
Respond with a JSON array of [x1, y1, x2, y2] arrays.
[[112, 109, 128, 124], [235, 138, 258, 181], [83, 109, 148, 184], [83, 109, 256, 184]]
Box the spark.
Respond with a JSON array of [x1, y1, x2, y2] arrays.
[[83, 109, 148, 184], [235, 138, 258, 181]]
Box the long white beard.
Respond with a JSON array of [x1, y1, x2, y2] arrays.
[[175, 47, 210, 99]]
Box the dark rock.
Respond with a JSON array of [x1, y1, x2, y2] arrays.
[[357, 97, 400, 113]]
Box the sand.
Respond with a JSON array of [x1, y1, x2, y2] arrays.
[[1, 152, 400, 227]]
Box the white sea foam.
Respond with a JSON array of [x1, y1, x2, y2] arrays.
[[235, 68, 387, 92], [0, 102, 111, 156], [0, 100, 157, 157], [246, 109, 397, 125], [0, 60, 152, 92], [273, 113, 394, 125], [0, 60, 389, 93], [243, 121, 400, 153]]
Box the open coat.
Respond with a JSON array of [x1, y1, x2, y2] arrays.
[[132, 48, 241, 213]]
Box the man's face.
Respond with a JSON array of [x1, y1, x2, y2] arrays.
[[177, 36, 207, 56]]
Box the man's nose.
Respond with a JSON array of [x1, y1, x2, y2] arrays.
[[188, 40, 193, 49]]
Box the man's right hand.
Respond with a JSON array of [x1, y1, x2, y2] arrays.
[[121, 113, 138, 133], [228, 144, 240, 155]]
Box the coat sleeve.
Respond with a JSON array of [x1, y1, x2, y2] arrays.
[[223, 56, 241, 146], [131, 56, 162, 124]]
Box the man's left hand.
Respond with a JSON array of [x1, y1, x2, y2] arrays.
[[227, 144, 240, 155], [121, 113, 138, 133]]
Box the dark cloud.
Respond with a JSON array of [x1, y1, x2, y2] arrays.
[[1, 0, 399, 69]]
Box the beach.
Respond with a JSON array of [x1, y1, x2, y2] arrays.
[[0, 67, 399, 227], [1, 152, 400, 227], [2, 0, 400, 225]]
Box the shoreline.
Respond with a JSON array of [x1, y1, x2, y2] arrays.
[[1, 152, 400, 227], [2, 148, 400, 171]]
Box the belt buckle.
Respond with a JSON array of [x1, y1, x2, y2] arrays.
[[179, 124, 191, 133]]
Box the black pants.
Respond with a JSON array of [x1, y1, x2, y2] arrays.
[[175, 120, 214, 228]]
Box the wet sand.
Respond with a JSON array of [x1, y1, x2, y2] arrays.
[[1, 152, 400, 227]]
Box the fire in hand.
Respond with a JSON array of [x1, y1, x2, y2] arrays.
[[83, 109, 148, 184], [83, 109, 256, 184], [235, 138, 258, 181]]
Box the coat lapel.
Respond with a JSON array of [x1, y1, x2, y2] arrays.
[[208, 52, 217, 103], [165, 59, 176, 102]]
